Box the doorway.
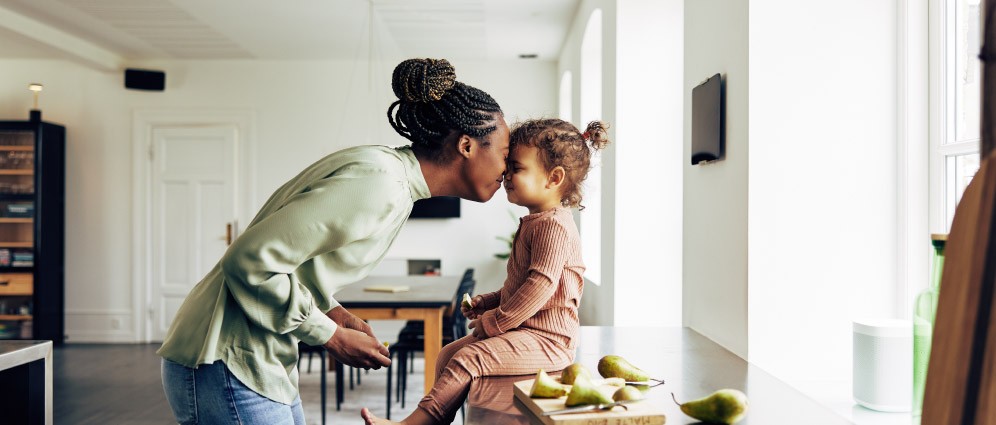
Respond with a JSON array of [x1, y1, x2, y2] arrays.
[[132, 110, 255, 342]]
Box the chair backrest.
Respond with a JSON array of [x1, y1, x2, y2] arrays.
[[442, 269, 476, 318], [452, 279, 476, 338]]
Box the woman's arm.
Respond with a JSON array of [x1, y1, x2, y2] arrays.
[[221, 174, 402, 347]]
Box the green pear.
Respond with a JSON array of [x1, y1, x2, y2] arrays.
[[529, 369, 567, 398], [461, 293, 474, 309], [565, 375, 613, 407], [612, 386, 644, 402], [559, 363, 592, 385], [595, 377, 626, 387], [597, 355, 651, 382], [672, 389, 749, 424]]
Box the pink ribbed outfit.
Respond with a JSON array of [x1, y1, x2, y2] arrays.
[[417, 207, 585, 422]]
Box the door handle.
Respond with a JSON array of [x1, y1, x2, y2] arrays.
[[226, 223, 233, 246]]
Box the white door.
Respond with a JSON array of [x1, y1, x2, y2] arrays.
[[149, 126, 239, 341]]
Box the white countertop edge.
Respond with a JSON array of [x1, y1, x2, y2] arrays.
[[0, 340, 53, 371]]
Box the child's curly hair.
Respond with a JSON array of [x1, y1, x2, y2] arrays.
[[509, 119, 610, 210]]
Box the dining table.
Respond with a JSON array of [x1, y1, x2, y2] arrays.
[[464, 326, 854, 424], [333, 274, 461, 394]]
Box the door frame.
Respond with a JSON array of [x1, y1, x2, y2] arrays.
[[132, 109, 256, 342]]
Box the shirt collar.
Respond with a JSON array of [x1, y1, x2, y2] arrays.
[[520, 207, 564, 223], [396, 146, 431, 202]]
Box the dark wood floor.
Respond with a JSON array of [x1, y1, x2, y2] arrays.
[[54, 343, 174, 424], [52, 342, 429, 425]]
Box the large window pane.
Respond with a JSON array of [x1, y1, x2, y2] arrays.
[[952, 0, 981, 143], [580, 9, 602, 285], [945, 152, 981, 228]]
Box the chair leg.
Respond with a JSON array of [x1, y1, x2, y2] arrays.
[[320, 351, 327, 425], [410, 352, 415, 374], [335, 360, 344, 411], [401, 354, 408, 408], [349, 366, 354, 390], [357, 366, 362, 385], [386, 358, 392, 420]]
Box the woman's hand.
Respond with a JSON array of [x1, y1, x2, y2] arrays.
[[461, 295, 486, 320], [467, 318, 488, 339], [322, 327, 391, 370], [327, 306, 376, 339]]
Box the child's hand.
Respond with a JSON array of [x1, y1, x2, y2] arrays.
[[461, 295, 485, 320], [467, 319, 487, 339]]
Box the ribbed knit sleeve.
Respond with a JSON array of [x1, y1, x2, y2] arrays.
[[477, 290, 502, 310], [481, 217, 573, 338]]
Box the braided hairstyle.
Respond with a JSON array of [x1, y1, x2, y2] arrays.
[[509, 119, 610, 210], [388, 59, 503, 162]]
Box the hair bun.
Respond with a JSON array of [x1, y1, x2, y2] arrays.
[[392, 58, 457, 103]]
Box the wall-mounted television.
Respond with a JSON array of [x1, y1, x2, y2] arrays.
[[691, 73, 725, 165], [410, 196, 460, 219]]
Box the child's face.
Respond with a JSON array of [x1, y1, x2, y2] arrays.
[[504, 145, 562, 213]]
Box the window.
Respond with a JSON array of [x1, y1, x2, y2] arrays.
[[932, 0, 982, 232], [580, 9, 603, 285], [559, 71, 573, 123]]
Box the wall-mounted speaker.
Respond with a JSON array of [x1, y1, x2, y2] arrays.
[[124, 69, 166, 91]]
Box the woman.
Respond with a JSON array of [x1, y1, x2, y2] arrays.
[[158, 58, 510, 425]]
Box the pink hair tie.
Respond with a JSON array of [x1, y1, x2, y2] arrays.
[[582, 131, 591, 140]]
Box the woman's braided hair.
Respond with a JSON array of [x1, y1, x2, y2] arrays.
[[509, 119, 610, 210], [388, 58, 503, 161]]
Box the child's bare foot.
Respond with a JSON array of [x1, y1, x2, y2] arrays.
[[360, 407, 400, 425]]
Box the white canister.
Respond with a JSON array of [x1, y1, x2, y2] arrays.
[[852, 318, 913, 412]]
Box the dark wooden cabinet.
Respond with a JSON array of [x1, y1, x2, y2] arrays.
[[0, 113, 65, 343]]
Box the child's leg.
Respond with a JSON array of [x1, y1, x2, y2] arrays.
[[417, 330, 573, 423], [433, 335, 480, 381]]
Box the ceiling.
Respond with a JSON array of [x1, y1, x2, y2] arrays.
[[0, 0, 579, 68]]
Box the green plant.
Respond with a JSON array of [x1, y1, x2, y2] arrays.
[[494, 210, 519, 259]]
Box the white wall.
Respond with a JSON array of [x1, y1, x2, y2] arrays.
[[682, 0, 750, 357], [560, 0, 618, 326], [683, 0, 900, 389], [613, 0, 684, 327], [748, 0, 898, 387], [560, 0, 685, 327], [0, 57, 555, 342]]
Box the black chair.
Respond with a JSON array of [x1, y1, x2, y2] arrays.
[[298, 342, 330, 425], [387, 274, 476, 415], [396, 268, 474, 344]]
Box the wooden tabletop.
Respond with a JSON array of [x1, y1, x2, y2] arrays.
[[465, 327, 852, 425], [333, 275, 461, 308]]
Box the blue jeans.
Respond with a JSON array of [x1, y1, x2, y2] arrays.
[[161, 358, 305, 425]]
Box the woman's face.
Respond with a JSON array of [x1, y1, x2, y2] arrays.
[[463, 117, 510, 202]]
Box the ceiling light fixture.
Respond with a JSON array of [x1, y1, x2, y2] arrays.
[[518, 54, 538, 59]]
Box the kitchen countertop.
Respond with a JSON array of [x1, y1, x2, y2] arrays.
[[464, 326, 853, 424]]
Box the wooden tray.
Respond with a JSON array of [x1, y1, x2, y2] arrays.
[[512, 378, 666, 425]]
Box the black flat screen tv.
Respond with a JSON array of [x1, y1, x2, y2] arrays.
[[691, 73, 724, 165], [410, 196, 460, 218]]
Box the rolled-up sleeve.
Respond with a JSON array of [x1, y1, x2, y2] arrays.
[[221, 173, 402, 346]]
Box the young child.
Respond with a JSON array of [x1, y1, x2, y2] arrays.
[[361, 119, 610, 425]]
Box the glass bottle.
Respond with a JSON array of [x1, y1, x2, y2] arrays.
[[912, 233, 946, 415]]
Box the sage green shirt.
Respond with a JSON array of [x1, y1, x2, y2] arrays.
[[157, 145, 429, 404]]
